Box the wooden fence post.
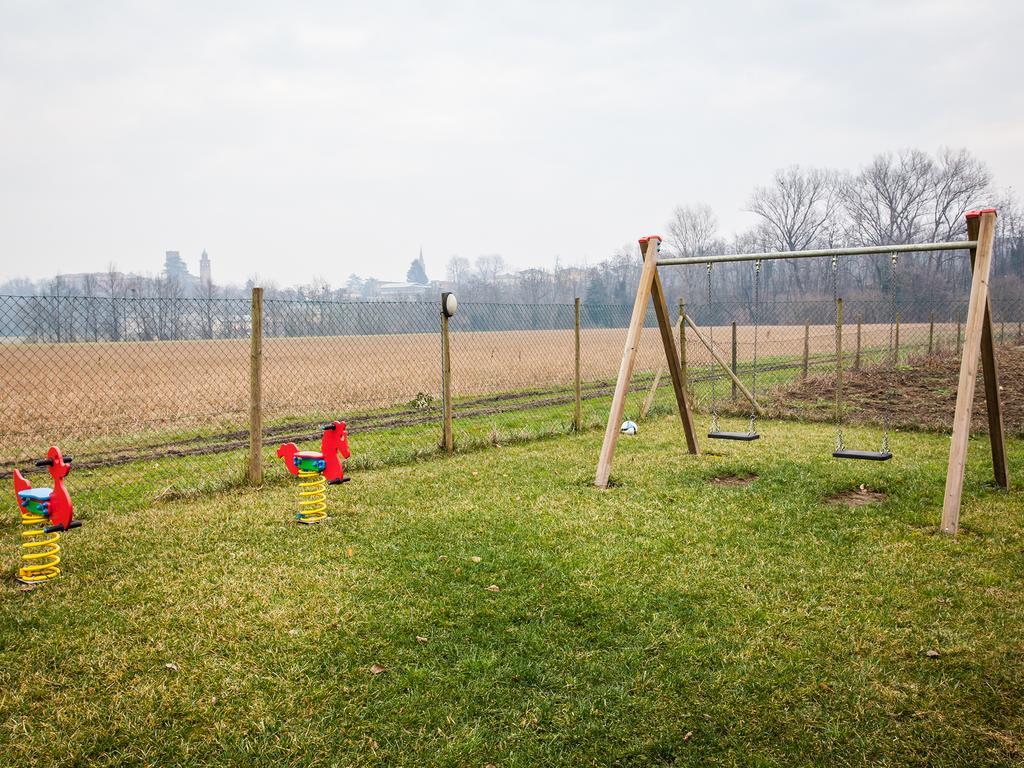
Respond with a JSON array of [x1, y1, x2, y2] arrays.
[[855, 318, 862, 370], [928, 313, 935, 356], [1000, 322, 1005, 345], [802, 321, 810, 380], [957, 317, 962, 354], [248, 287, 264, 485], [731, 320, 738, 400], [678, 300, 687, 391], [441, 295, 454, 453], [574, 297, 582, 432]]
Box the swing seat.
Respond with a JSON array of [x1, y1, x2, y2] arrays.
[[708, 431, 760, 441], [832, 449, 892, 461]]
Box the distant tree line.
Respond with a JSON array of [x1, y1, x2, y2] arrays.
[[1, 147, 1021, 340]]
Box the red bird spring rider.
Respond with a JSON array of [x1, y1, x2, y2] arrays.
[[276, 421, 351, 524], [12, 446, 81, 585]]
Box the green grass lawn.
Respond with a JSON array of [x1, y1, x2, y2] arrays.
[[2, 418, 1023, 766]]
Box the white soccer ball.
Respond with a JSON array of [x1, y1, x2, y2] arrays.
[[620, 420, 638, 436]]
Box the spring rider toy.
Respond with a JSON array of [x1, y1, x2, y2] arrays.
[[12, 446, 81, 585], [276, 421, 351, 524]]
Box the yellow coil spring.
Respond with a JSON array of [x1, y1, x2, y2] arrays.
[[296, 469, 328, 524], [18, 510, 62, 584]]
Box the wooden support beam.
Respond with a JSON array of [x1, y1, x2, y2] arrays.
[[968, 212, 1009, 491], [441, 301, 454, 453], [639, 366, 664, 420], [640, 317, 684, 419], [731, 321, 738, 400], [942, 210, 1004, 534], [802, 322, 810, 379], [248, 287, 264, 485], [595, 237, 664, 488], [573, 297, 582, 431], [684, 315, 764, 415], [651, 267, 699, 454]]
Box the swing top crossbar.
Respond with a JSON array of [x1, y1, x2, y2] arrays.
[[657, 240, 976, 267]]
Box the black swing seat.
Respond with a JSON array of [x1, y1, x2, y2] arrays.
[[832, 449, 892, 461], [708, 431, 760, 441]]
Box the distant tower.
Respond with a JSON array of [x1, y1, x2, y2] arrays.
[[199, 249, 211, 286], [164, 251, 189, 281]]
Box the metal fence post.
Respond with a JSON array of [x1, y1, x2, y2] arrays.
[[573, 298, 582, 432], [731, 320, 738, 400], [440, 294, 453, 453], [802, 321, 810, 380], [248, 287, 264, 485]]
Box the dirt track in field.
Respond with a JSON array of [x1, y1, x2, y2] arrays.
[[0, 322, 940, 457]]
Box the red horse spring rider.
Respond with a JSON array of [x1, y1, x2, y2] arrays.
[[12, 446, 81, 585], [277, 421, 351, 524]]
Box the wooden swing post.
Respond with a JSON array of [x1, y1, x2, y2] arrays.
[[941, 209, 1008, 534], [595, 236, 698, 489]]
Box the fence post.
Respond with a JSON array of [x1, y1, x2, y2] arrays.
[[731, 320, 738, 400], [574, 297, 582, 432], [441, 294, 454, 453], [928, 313, 935, 356], [248, 287, 264, 485], [678, 300, 687, 391], [957, 317, 962, 354], [894, 313, 901, 364], [855, 317, 862, 370], [1018, 320, 1022, 343], [802, 321, 810, 380], [1000, 321, 1005, 345]]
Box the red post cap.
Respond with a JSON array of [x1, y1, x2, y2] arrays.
[[638, 235, 662, 245], [965, 208, 997, 219]]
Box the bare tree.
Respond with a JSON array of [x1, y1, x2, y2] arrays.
[[749, 166, 842, 292], [666, 203, 718, 257], [474, 254, 506, 283], [926, 148, 991, 242], [446, 256, 471, 284], [842, 149, 934, 246]]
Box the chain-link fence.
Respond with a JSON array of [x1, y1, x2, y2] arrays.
[[2, 292, 1022, 515]]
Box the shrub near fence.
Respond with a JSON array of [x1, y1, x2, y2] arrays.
[[0, 292, 1021, 514]]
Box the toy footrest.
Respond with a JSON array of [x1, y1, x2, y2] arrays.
[[708, 431, 760, 441], [833, 450, 892, 461], [294, 456, 327, 472]]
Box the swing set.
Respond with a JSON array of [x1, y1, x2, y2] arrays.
[[594, 209, 1008, 535]]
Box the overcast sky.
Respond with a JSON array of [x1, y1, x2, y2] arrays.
[[1, 0, 1021, 286]]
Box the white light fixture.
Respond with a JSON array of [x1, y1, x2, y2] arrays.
[[441, 292, 458, 318]]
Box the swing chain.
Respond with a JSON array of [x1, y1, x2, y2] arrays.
[[882, 253, 899, 453], [748, 259, 761, 435], [707, 263, 719, 432], [832, 254, 845, 452]]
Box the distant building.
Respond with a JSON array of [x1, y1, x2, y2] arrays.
[[164, 251, 190, 281], [199, 250, 211, 286], [376, 280, 438, 300]]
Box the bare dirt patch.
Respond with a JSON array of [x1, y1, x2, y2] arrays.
[[761, 345, 1024, 435], [710, 473, 758, 487], [827, 485, 888, 507]]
